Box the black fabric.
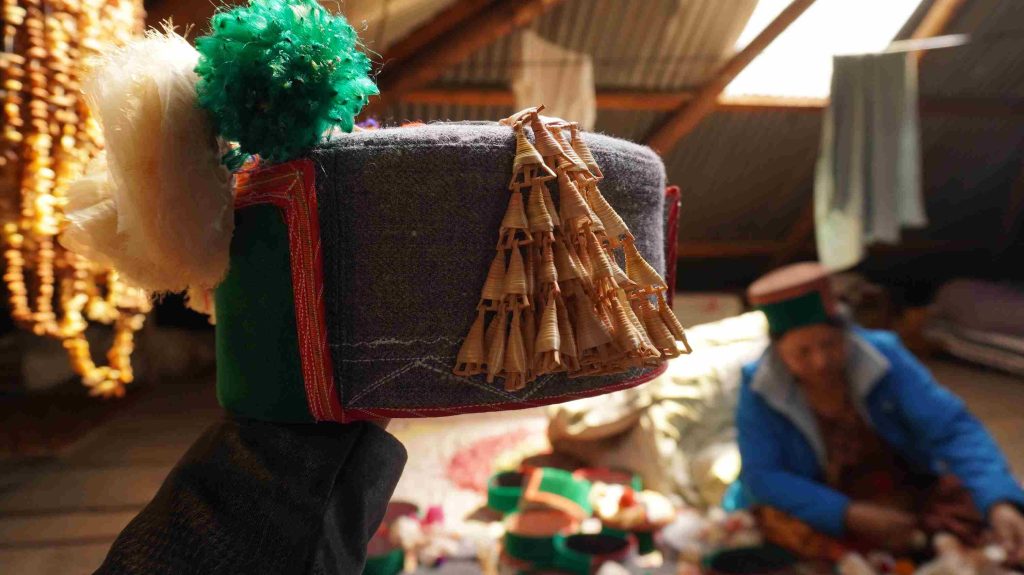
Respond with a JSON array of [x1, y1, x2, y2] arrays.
[[311, 123, 667, 414], [96, 416, 407, 574]]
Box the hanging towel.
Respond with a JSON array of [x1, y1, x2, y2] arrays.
[[814, 51, 925, 271], [512, 29, 597, 130]]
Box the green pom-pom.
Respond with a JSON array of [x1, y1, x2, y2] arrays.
[[194, 0, 378, 165]]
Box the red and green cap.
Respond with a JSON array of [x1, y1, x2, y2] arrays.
[[747, 262, 838, 336]]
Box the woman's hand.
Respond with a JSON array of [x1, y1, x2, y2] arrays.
[[845, 502, 924, 553], [990, 502, 1024, 564]]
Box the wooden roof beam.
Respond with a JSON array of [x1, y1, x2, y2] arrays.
[[378, 0, 493, 69], [909, 0, 969, 64], [365, 0, 565, 116], [400, 88, 1024, 118], [678, 239, 986, 259], [772, 0, 969, 267], [642, 0, 818, 155]]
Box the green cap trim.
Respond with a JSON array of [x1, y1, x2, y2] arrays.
[[757, 290, 832, 336], [532, 468, 592, 517], [504, 510, 577, 569], [632, 531, 656, 555], [552, 533, 632, 575], [487, 471, 525, 515], [216, 205, 312, 423], [602, 526, 655, 555], [362, 548, 403, 575], [505, 528, 559, 567]]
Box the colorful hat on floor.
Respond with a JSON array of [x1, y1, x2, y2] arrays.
[[747, 262, 838, 336], [60, 0, 689, 422]]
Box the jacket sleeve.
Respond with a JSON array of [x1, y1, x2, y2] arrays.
[[877, 332, 1024, 517], [737, 375, 851, 537]]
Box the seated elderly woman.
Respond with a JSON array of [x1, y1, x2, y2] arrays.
[[736, 263, 1024, 563]]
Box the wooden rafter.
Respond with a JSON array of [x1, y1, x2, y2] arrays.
[[364, 0, 565, 116], [679, 239, 985, 259], [400, 88, 1024, 118], [677, 241, 782, 259], [772, 203, 816, 264], [400, 87, 695, 110], [378, 0, 493, 70], [772, 0, 969, 266], [909, 0, 969, 64], [643, 0, 817, 155]]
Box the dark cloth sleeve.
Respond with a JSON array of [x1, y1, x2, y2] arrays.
[[95, 415, 407, 575]]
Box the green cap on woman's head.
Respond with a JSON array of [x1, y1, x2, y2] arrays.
[[748, 262, 838, 336]]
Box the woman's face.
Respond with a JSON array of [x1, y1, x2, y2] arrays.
[[776, 324, 848, 388]]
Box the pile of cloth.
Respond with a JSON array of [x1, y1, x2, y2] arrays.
[[924, 279, 1024, 376], [547, 312, 770, 508]]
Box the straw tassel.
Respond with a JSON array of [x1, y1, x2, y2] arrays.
[[512, 124, 556, 184], [585, 183, 631, 247], [640, 299, 681, 359], [522, 302, 537, 382], [585, 232, 621, 301], [548, 124, 589, 172], [535, 297, 562, 374], [568, 241, 596, 297], [457, 106, 692, 385], [454, 311, 488, 376], [610, 257, 638, 292], [624, 240, 667, 294], [574, 291, 613, 363], [657, 292, 691, 353], [527, 181, 554, 233], [619, 290, 660, 359], [504, 310, 528, 391], [481, 252, 507, 309], [531, 114, 566, 158], [556, 295, 580, 372], [499, 191, 532, 249], [541, 185, 560, 228], [524, 244, 537, 299], [570, 124, 603, 180], [557, 171, 594, 223], [553, 239, 579, 282], [538, 241, 558, 286], [486, 310, 508, 383], [504, 244, 529, 305], [610, 297, 644, 355]]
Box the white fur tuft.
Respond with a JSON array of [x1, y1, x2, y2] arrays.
[[62, 29, 233, 299]]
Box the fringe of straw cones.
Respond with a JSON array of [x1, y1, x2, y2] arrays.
[[455, 107, 690, 391]]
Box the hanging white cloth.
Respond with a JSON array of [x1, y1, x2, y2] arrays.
[[511, 29, 597, 131], [814, 51, 925, 271]]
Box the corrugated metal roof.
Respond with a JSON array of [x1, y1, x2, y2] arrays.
[[920, 0, 1024, 98], [918, 115, 1024, 240], [443, 0, 757, 89], [384, 101, 515, 124], [666, 110, 821, 241], [368, 0, 1024, 246]]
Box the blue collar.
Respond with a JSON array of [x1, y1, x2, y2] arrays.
[[749, 331, 891, 468]]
